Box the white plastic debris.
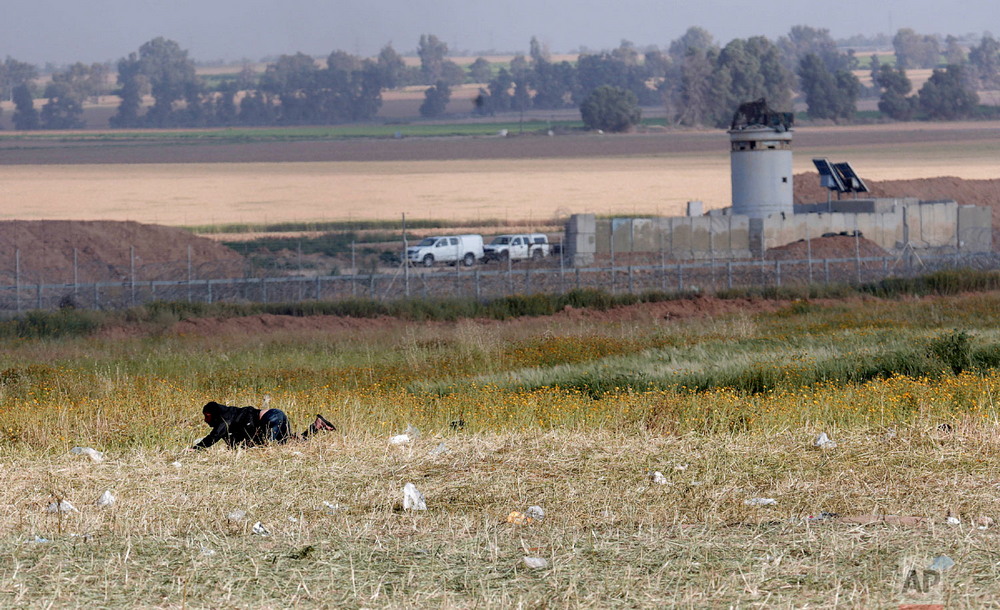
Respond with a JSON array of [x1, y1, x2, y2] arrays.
[[70, 446, 104, 463], [946, 516, 961, 525], [227, 510, 247, 521], [745, 497, 777, 507], [674, 463, 689, 471], [288, 516, 299, 523], [522, 557, 548, 569], [814, 433, 837, 449], [649, 471, 668, 485], [171, 461, 182, 468], [96, 490, 116, 507], [200, 545, 216, 556], [46, 500, 78, 513], [929, 555, 955, 572], [390, 434, 411, 445], [321, 501, 347, 514], [403, 483, 427, 511], [525, 506, 545, 522], [428, 442, 449, 456], [25, 536, 49, 544], [252, 521, 270, 536]]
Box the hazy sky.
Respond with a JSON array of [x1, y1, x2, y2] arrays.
[[5, 0, 1000, 66]]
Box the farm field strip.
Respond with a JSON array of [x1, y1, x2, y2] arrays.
[[2, 142, 999, 226]]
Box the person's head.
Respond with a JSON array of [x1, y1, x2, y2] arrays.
[[203, 401, 224, 426]]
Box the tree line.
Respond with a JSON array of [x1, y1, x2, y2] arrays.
[[2, 26, 999, 131]]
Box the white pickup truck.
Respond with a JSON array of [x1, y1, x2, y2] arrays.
[[483, 233, 551, 262], [406, 234, 484, 267]]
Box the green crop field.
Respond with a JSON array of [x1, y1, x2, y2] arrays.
[[2, 275, 1000, 606]]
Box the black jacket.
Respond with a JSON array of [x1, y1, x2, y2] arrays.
[[194, 402, 263, 449]]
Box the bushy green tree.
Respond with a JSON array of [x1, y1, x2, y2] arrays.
[[419, 80, 450, 117], [875, 64, 917, 120], [468, 57, 492, 83], [579, 85, 641, 132], [11, 83, 38, 130], [893, 28, 940, 69], [798, 53, 858, 121], [40, 81, 85, 129], [969, 35, 1000, 88], [918, 64, 979, 119], [417, 34, 448, 84]]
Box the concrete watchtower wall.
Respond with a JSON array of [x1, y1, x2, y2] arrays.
[[729, 127, 793, 219]]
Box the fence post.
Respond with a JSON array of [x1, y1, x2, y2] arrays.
[[207, 280, 213, 304], [130, 246, 136, 307], [187, 245, 192, 303], [15, 249, 21, 314], [727, 261, 733, 290], [73, 248, 79, 298], [824, 259, 830, 285], [628, 265, 633, 294], [36, 281, 41, 310], [776, 261, 781, 287], [677, 262, 683, 292], [475, 269, 481, 299]]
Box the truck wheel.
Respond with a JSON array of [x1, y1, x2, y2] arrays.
[[531, 249, 543, 261], [463, 252, 476, 267], [422, 254, 435, 268], [499, 250, 510, 262]]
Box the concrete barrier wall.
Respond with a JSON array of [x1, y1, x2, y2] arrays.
[[563, 200, 991, 266]]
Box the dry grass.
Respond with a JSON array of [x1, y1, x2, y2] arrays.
[[2, 427, 998, 607]]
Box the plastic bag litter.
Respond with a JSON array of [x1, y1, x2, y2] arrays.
[[946, 516, 961, 525], [171, 461, 182, 468], [70, 446, 104, 463], [526, 506, 545, 522], [428, 442, 449, 456], [403, 483, 426, 511], [649, 471, 668, 485], [321, 501, 347, 514], [227, 510, 247, 521], [200, 545, 216, 556], [929, 555, 955, 572], [814, 432, 837, 449], [252, 522, 270, 536], [391, 425, 421, 445], [522, 557, 548, 569], [46, 500, 78, 513], [745, 497, 777, 507], [96, 490, 116, 507], [25, 536, 49, 544]]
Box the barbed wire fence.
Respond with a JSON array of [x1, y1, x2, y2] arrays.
[[0, 247, 997, 314]]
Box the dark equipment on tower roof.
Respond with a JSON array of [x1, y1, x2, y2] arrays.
[[730, 98, 794, 131]]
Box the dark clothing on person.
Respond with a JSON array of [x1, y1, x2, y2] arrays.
[[194, 401, 292, 450], [193, 401, 336, 450], [256, 408, 292, 444]]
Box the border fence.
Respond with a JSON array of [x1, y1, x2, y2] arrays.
[[1, 248, 999, 314]]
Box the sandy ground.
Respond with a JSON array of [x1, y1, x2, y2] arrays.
[[1, 122, 999, 226]]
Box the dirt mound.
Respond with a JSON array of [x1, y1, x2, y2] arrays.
[[794, 172, 1000, 208], [0, 220, 243, 283], [766, 235, 889, 260]]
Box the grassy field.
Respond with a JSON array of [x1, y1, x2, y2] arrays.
[[2, 281, 1000, 606]]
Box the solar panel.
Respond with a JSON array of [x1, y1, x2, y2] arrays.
[[833, 162, 870, 193], [812, 158, 847, 193]]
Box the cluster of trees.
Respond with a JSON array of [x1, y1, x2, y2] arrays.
[[3, 25, 1000, 132]]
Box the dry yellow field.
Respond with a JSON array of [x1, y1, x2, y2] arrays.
[[1, 123, 999, 227]]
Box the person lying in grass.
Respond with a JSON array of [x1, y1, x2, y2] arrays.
[[191, 400, 337, 450]]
